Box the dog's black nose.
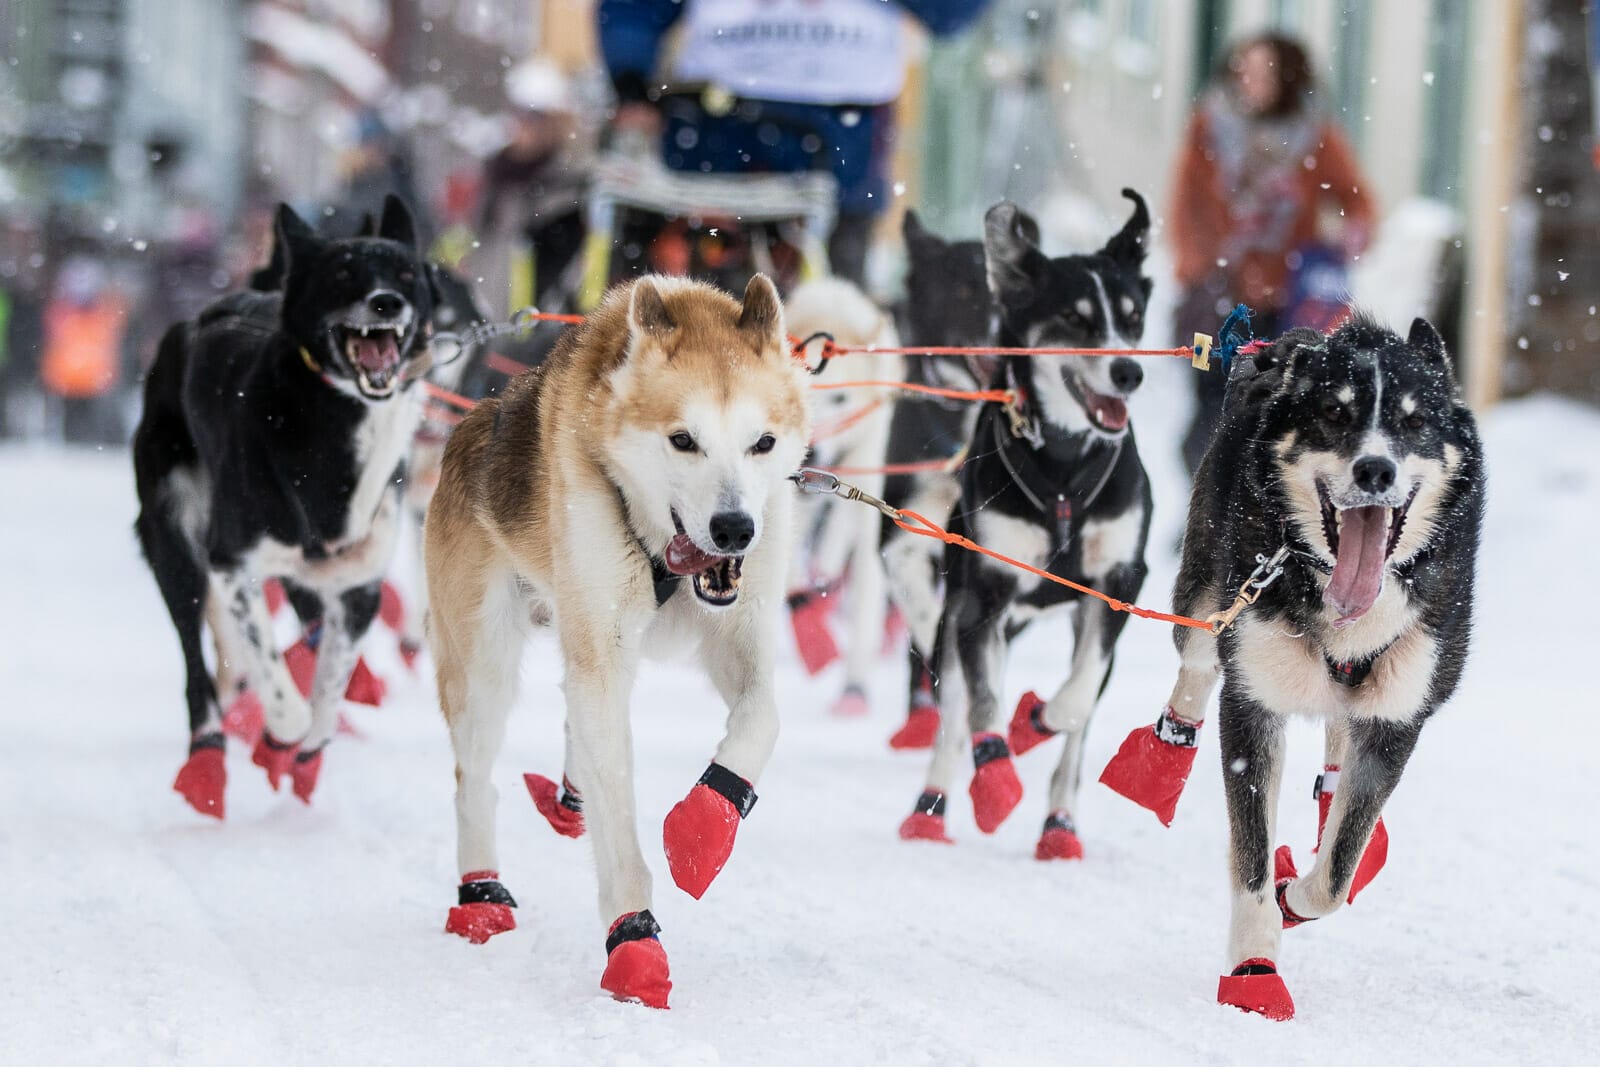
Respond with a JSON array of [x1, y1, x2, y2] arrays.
[[1352, 456, 1397, 495], [367, 291, 404, 317], [1110, 357, 1144, 394], [709, 511, 755, 554]]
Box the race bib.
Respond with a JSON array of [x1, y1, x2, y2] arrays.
[[675, 0, 907, 105]]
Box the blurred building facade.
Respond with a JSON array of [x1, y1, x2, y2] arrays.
[[914, 0, 1597, 407]]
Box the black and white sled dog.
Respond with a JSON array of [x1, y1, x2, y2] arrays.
[[880, 210, 1000, 749], [134, 195, 437, 818], [1163, 318, 1484, 1020], [898, 191, 1155, 858]]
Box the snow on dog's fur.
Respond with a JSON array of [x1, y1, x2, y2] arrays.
[[423, 274, 809, 1008], [786, 278, 902, 715]]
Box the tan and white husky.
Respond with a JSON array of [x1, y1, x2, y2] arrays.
[[423, 274, 809, 1009]]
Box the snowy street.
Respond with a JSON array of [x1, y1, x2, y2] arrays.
[[2, 371, 1597, 1064]]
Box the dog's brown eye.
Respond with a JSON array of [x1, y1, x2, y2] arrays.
[[752, 433, 776, 454], [1405, 414, 1426, 430], [1321, 402, 1348, 425], [669, 432, 697, 453]]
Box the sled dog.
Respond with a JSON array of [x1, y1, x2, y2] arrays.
[[1122, 318, 1484, 1020], [424, 274, 809, 1009], [134, 196, 435, 817], [899, 192, 1155, 860]]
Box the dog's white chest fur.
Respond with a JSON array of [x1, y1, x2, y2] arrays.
[[1233, 576, 1438, 722]]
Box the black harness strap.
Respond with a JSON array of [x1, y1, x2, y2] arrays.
[[609, 481, 681, 608], [1326, 642, 1391, 688]]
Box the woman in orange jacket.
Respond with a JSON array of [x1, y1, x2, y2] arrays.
[[1171, 33, 1377, 472]]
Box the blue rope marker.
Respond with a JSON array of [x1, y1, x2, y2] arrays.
[[1214, 303, 1254, 372]]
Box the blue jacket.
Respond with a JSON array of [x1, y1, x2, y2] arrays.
[[598, 0, 989, 216]]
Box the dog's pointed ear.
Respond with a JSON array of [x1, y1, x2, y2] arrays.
[[378, 194, 417, 249], [983, 201, 1041, 302], [273, 203, 319, 279], [356, 212, 378, 238], [628, 277, 676, 337], [1408, 317, 1449, 365], [738, 273, 783, 340], [903, 209, 928, 246], [1101, 188, 1150, 267]]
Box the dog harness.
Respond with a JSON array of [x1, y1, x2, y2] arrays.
[[987, 403, 1124, 557], [1325, 641, 1392, 688]]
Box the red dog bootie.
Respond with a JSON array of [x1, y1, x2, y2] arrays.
[[285, 626, 385, 707], [600, 910, 671, 1009], [263, 577, 286, 616], [221, 690, 264, 746], [444, 870, 518, 944], [1007, 690, 1056, 756], [1217, 958, 1295, 1020], [399, 639, 423, 670], [787, 588, 840, 675], [663, 763, 756, 899], [1274, 845, 1315, 928], [173, 735, 227, 819], [378, 580, 405, 632], [1098, 707, 1202, 826], [290, 747, 324, 804], [898, 790, 955, 843], [1034, 810, 1084, 861], [888, 670, 939, 750], [1313, 766, 1389, 903], [251, 733, 299, 792], [524, 773, 585, 838], [969, 733, 1023, 834]]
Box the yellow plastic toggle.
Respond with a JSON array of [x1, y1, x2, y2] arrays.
[[1191, 332, 1214, 371]]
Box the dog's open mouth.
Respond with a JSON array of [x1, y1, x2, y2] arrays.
[[1317, 481, 1417, 627], [1066, 375, 1130, 432], [333, 324, 407, 398], [665, 511, 744, 607]]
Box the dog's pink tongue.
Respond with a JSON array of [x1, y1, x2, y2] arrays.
[[351, 333, 400, 374], [1091, 394, 1129, 431], [1325, 505, 1387, 625], [664, 533, 718, 576]]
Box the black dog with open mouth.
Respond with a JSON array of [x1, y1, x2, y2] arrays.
[[897, 192, 1156, 857], [133, 194, 436, 818]]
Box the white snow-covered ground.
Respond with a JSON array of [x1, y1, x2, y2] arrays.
[[3, 365, 1597, 1065]]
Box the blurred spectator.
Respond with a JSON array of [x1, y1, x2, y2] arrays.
[[40, 255, 130, 445], [336, 109, 434, 246], [1169, 32, 1377, 472], [476, 60, 586, 308], [0, 214, 46, 439], [597, 0, 991, 284]]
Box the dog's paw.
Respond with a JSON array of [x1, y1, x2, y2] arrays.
[[887, 705, 939, 750], [221, 690, 265, 746], [1007, 690, 1056, 756], [524, 773, 585, 838], [787, 589, 840, 675], [600, 910, 671, 1009], [898, 791, 954, 843], [444, 871, 518, 944], [968, 733, 1023, 834], [173, 737, 226, 819], [251, 733, 299, 792], [830, 685, 869, 718], [1274, 845, 1314, 929], [1098, 708, 1201, 826], [663, 764, 755, 899], [344, 656, 386, 707], [1034, 811, 1083, 861], [1347, 817, 1388, 903], [290, 747, 323, 804], [1217, 958, 1295, 1021]]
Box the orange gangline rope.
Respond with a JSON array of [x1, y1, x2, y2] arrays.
[[892, 508, 1212, 631]]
